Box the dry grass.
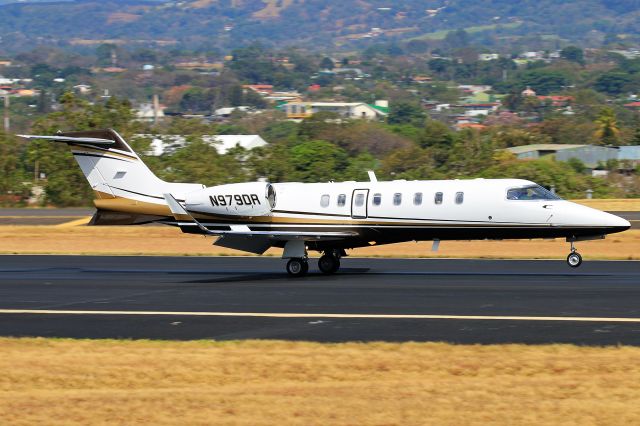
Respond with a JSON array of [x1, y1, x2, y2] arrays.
[[1, 338, 640, 425], [0, 225, 638, 259], [572, 199, 640, 211]]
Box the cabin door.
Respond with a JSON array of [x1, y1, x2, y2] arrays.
[[351, 189, 369, 219]]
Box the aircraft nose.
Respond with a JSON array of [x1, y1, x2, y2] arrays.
[[602, 211, 631, 230]]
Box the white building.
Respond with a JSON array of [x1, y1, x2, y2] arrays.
[[283, 101, 388, 120], [140, 134, 268, 156], [478, 53, 499, 61], [135, 103, 165, 122], [214, 106, 253, 117]]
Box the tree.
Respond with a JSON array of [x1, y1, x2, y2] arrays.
[[161, 137, 226, 186], [247, 142, 295, 183], [95, 43, 118, 66], [179, 87, 214, 113], [594, 107, 620, 145], [443, 29, 470, 50], [27, 92, 139, 206], [594, 72, 632, 95], [319, 57, 334, 70], [36, 89, 50, 113], [519, 69, 570, 95], [420, 120, 455, 167], [567, 157, 587, 174], [630, 116, 640, 145], [380, 145, 440, 180], [420, 120, 453, 149], [228, 85, 244, 107], [289, 140, 348, 182], [387, 102, 425, 125], [447, 130, 495, 176], [560, 46, 584, 65], [0, 132, 28, 204]]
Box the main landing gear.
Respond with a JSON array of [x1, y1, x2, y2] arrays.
[[284, 242, 344, 277], [318, 250, 342, 275], [566, 241, 583, 268], [286, 258, 309, 276]]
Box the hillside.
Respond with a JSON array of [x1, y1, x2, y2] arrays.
[[0, 0, 639, 52]]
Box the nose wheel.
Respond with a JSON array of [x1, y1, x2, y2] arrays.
[[567, 252, 582, 268], [566, 241, 582, 268]]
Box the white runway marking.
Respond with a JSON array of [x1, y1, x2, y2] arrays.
[[1, 309, 640, 323]]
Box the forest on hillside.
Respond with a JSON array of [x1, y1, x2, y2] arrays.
[[0, 0, 640, 52]]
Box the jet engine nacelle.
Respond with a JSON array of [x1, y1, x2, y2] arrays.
[[184, 182, 276, 216]]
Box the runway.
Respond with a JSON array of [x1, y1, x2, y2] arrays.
[[1, 255, 639, 345]]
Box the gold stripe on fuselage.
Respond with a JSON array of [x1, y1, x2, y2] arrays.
[[92, 192, 533, 228]]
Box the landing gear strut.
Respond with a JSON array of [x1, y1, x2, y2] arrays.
[[318, 250, 341, 274], [566, 241, 582, 268]]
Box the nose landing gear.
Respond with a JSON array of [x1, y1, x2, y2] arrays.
[[567, 241, 583, 268]]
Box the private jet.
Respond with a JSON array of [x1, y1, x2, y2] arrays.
[[19, 129, 631, 276]]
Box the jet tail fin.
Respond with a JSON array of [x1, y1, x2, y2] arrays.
[[18, 129, 204, 219]]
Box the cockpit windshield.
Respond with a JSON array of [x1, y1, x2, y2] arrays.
[[506, 185, 562, 201]]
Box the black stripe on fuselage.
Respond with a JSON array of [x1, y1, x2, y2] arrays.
[[266, 209, 553, 225], [109, 186, 186, 203], [188, 208, 536, 225], [273, 209, 352, 218], [170, 222, 623, 246]]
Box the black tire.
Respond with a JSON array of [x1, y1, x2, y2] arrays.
[[286, 258, 308, 276], [318, 254, 340, 274], [567, 252, 582, 268]]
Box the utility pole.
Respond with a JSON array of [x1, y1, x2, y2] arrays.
[[153, 94, 160, 125], [3, 95, 8, 132]]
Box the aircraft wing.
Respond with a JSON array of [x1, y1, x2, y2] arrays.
[[163, 193, 357, 242]]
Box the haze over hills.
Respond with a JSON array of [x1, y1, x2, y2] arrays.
[[0, 0, 638, 53]]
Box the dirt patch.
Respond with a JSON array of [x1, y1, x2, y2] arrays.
[[106, 13, 141, 24], [1, 338, 640, 425]]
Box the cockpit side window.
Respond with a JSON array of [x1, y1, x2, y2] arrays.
[[506, 185, 562, 201]]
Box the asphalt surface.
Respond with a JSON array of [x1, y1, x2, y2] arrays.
[[1, 255, 639, 345], [0, 208, 93, 225]]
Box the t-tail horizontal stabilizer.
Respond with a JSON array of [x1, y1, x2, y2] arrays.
[[18, 135, 115, 146]]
